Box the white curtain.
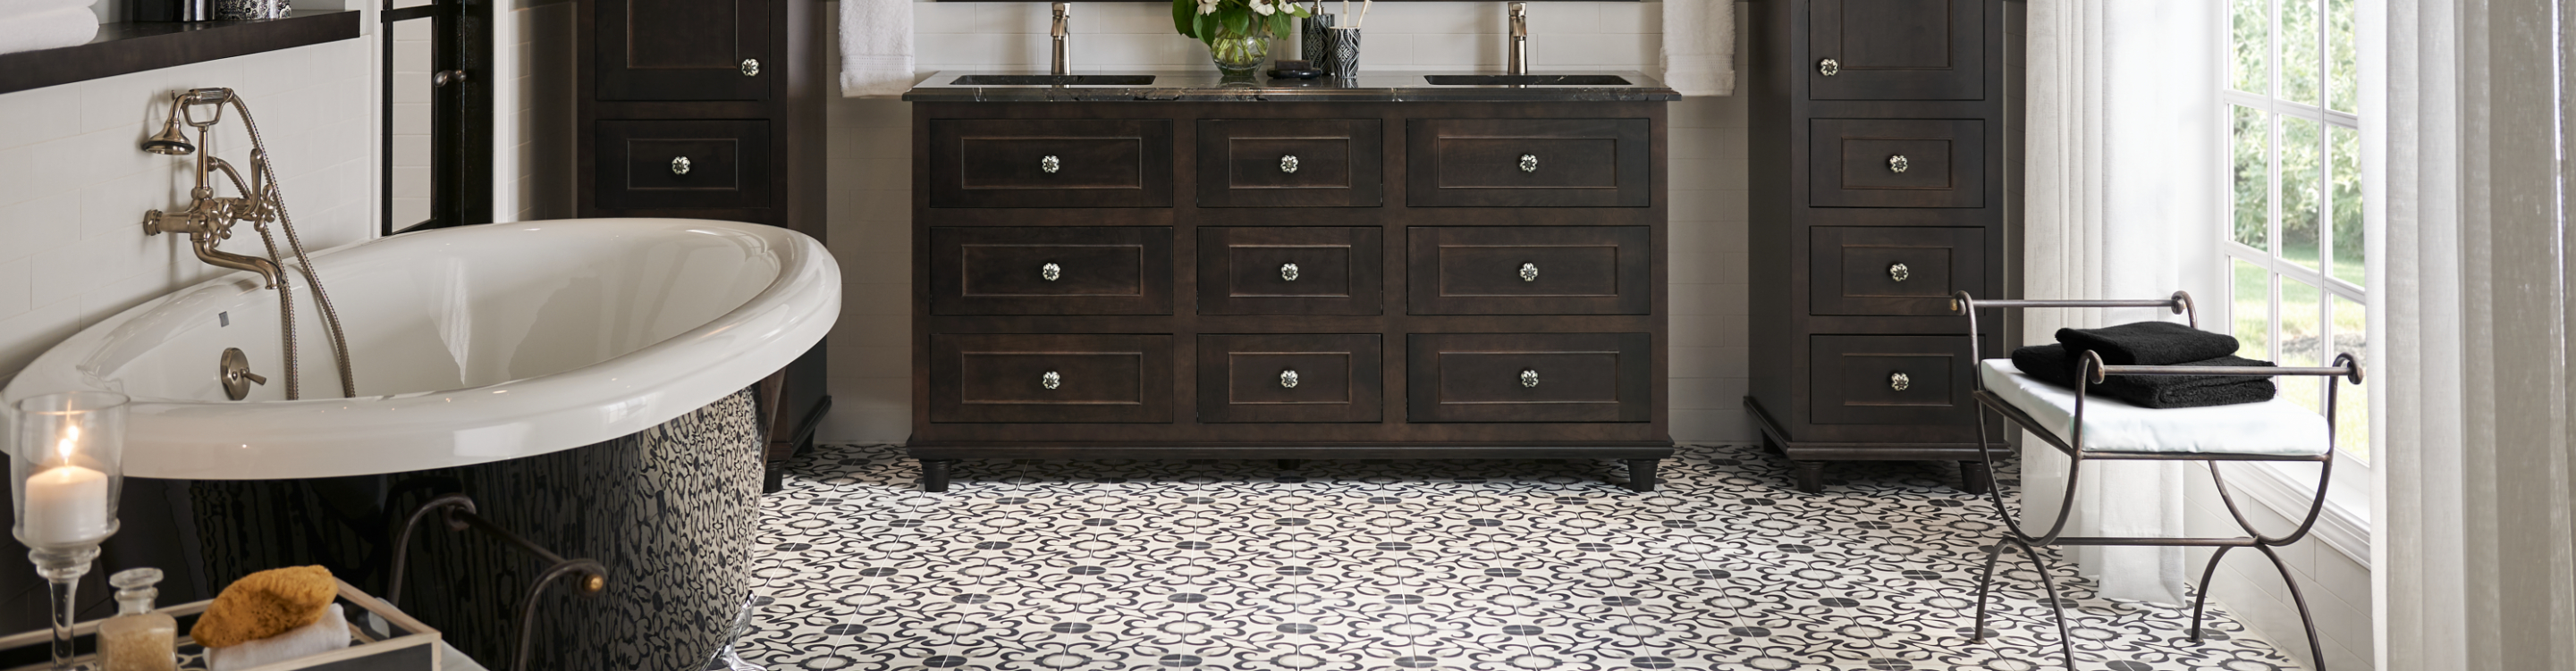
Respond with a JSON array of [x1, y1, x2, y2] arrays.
[[2372, 0, 2576, 668], [2022, 0, 2223, 606]]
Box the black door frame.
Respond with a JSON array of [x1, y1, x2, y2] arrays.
[[382, 0, 494, 235]]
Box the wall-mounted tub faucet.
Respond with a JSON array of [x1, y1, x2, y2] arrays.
[[139, 88, 357, 400], [1051, 3, 1072, 75], [1508, 2, 1530, 75]]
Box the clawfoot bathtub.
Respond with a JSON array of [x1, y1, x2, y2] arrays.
[[4, 218, 838, 668]]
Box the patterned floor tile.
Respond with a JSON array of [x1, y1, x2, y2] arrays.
[[736, 444, 2303, 670]]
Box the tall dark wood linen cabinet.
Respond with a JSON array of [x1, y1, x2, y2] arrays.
[[1744, 0, 2022, 494], [576, 0, 830, 488]]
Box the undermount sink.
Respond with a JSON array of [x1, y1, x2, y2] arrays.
[[1423, 74, 1634, 86], [950, 74, 1156, 86]]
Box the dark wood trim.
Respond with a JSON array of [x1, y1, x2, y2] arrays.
[[0, 10, 360, 96]]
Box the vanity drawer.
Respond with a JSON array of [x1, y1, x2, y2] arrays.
[[1197, 334, 1383, 423], [1407, 227, 1651, 315], [1196, 119, 1383, 207], [1406, 333, 1653, 423], [931, 334, 1175, 424], [1810, 226, 1986, 315], [1809, 119, 1986, 208], [595, 120, 771, 210], [1406, 118, 1651, 207], [1806, 0, 1986, 101], [1198, 227, 1382, 315], [928, 119, 1175, 208], [1808, 334, 1977, 425], [929, 227, 1174, 315]]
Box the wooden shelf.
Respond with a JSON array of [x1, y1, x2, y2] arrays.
[[0, 10, 360, 96]]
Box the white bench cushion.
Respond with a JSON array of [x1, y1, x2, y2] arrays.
[[1979, 359, 2332, 457]]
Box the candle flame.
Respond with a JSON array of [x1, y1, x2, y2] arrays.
[[55, 424, 79, 463]]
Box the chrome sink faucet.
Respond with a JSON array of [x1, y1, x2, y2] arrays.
[[1508, 2, 1530, 75], [1051, 3, 1072, 75]]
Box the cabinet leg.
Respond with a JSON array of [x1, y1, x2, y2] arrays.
[[1789, 461, 1825, 494], [763, 462, 785, 494], [1277, 459, 1303, 471], [1625, 459, 1661, 492], [1960, 460, 1995, 495], [921, 459, 954, 493]]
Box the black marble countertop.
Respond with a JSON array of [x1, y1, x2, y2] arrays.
[[900, 70, 1681, 103]]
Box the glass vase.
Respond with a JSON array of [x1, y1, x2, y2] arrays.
[[1207, 32, 1270, 80]]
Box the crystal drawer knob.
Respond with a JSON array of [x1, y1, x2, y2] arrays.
[[1042, 371, 1061, 390], [1519, 154, 1539, 172], [1280, 263, 1300, 281], [740, 58, 761, 76], [1889, 372, 1911, 391], [1041, 155, 1060, 173], [1040, 262, 1061, 281], [1519, 262, 1539, 281], [1888, 155, 1910, 173], [1888, 263, 1910, 282], [1520, 369, 1541, 388], [1280, 155, 1300, 173], [1819, 58, 1840, 76], [670, 156, 691, 175], [1280, 370, 1300, 389]]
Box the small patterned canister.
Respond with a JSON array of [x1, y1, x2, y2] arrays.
[[215, 0, 288, 21]]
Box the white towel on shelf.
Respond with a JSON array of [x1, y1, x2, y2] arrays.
[[838, 0, 916, 97], [1660, 0, 1737, 96], [205, 604, 354, 671], [0, 5, 100, 56], [0, 0, 92, 17]]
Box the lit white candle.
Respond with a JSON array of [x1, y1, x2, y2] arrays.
[[22, 424, 109, 545]]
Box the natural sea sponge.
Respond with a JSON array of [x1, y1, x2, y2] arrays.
[[190, 566, 339, 648]]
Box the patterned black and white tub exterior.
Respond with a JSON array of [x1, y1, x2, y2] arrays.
[[188, 388, 764, 669]]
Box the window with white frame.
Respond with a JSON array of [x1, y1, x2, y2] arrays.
[[2225, 0, 2370, 471]]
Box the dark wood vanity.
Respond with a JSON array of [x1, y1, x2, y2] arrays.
[[902, 74, 1678, 491], [1744, 0, 2022, 493]]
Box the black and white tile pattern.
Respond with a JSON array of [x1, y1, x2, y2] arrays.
[[739, 445, 2302, 670]]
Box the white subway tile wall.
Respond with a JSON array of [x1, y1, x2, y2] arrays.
[[0, 39, 378, 384], [818, 1, 1753, 444]]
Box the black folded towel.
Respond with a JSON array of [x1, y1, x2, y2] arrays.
[[2056, 321, 2242, 366], [2010, 343, 2278, 408]]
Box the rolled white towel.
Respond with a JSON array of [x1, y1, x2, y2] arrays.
[[0, 0, 93, 15], [838, 0, 916, 97], [205, 604, 353, 671], [0, 5, 99, 55], [1660, 0, 1737, 96]]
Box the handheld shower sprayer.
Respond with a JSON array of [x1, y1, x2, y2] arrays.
[[138, 88, 358, 400]]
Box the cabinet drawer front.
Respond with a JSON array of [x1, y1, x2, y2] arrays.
[[931, 334, 1175, 423], [1406, 333, 1653, 423], [930, 120, 1175, 208], [1809, 335, 1977, 425], [1406, 119, 1651, 207], [1197, 334, 1384, 423], [1197, 120, 1383, 207], [930, 228, 1174, 315], [1408, 227, 1651, 315], [595, 0, 772, 101], [1807, 0, 1987, 101], [596, 121, 772, 210], [1810, 227, 1987, 315], [1810, 119, 1986, 208], [1199, 227, 1383, 315]]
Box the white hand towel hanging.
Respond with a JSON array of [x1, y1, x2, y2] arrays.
[[1660, 0, 1736, 96], [839, 0, 916, 97]]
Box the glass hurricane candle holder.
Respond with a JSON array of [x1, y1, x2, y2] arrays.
[[9, 390, 130, 670]]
